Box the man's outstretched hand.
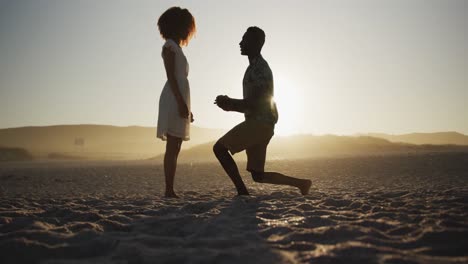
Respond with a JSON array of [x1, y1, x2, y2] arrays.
[[214, 95, 231, 111]]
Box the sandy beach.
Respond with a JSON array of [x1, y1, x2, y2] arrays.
[[1, 153, 467, 263]]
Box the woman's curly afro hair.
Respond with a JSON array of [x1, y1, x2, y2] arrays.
[[158, 7, 196, 46]]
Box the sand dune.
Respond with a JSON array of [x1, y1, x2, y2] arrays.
[[1, 153, 467, 263]]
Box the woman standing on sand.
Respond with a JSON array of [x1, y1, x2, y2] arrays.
[[157, 7, 196, 198]]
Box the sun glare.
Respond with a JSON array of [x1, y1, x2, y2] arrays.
[[274, 76, 305, 136]]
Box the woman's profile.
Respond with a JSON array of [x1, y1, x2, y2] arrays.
[[157, 7, 196, 198]]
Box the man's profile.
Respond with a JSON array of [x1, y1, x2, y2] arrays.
[[214, 26, 312, 196]]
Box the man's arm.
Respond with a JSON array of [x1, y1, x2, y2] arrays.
[[215, 62, 272, 113], [226, 97, 248, 113], [236, 64, 273, 113]]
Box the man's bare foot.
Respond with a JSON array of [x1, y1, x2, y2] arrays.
[[164, 191, 179, 198], [299, 180, 312, 195]]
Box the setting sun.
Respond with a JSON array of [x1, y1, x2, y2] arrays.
[[274, 76, 306, 136]]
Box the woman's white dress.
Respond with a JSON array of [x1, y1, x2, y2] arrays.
[[157, 39, 191, 141]]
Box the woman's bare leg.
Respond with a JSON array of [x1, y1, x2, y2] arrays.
[[164, 134, 182, 198]]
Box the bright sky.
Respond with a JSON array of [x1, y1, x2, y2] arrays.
[[1, 0, 467, 135]]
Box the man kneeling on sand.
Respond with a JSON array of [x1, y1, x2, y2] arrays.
[[213, 26, 311, 196]]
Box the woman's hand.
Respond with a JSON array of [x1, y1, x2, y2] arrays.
[[178, 102, 190, 119]]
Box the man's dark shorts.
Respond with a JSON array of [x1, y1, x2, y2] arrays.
[[217, 119, 274, 172]]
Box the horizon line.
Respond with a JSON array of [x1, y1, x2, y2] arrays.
[[0, 123, 466, 137]]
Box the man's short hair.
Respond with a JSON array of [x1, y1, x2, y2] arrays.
[[247, 26, 265, 51]]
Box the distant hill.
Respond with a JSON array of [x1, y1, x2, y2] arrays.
[[1, 125, 467, 161], [155, 135, 468, 163], [0, 125, 225, 160], [364, 132, 468, 145]]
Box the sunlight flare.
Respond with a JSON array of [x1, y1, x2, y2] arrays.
[[274, 75, 305, 136]]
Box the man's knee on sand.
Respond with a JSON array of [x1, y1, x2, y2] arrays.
[[250, 170, 265, 183]]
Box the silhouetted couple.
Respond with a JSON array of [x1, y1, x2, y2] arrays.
[[157, 7, 311, 198]]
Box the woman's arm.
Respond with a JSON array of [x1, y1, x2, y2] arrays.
[[162, 47, 189, 119]]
